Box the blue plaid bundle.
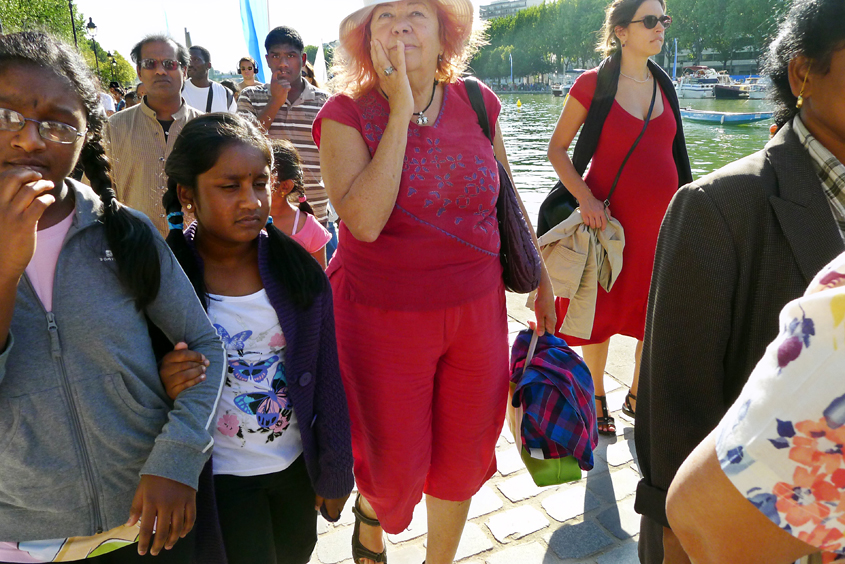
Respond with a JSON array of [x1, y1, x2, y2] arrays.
[[509, 329, 598, 470]]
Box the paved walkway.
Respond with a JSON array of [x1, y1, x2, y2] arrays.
[[309, 292, 641, 564]]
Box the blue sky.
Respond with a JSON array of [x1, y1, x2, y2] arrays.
[[75, 0, 486, 76]]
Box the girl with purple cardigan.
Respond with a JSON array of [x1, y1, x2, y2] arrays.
[[158, 113, 353, 564]]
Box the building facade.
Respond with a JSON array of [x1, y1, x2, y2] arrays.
[[480, 0, 545, 20]]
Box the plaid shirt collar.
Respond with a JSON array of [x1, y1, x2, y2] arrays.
[[793, 115, 845, 240]]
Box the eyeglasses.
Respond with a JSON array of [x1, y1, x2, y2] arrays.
[[629, 15, 672, 29], [0, 108, 84, 144], [139, 58, 182, 71]]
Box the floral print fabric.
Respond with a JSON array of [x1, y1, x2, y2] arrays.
[[717, 251, 845, 562]]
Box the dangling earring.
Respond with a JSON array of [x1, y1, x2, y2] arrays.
[[796, 64, 811, 109], [186, 203, 193, 210], [438, 54, 443, 62]]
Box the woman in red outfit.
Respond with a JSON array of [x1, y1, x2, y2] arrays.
[[547, 0, 692, 434], [314, 1, 556, 563]]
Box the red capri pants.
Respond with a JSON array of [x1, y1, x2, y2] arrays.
[[333, 282, 510, 534]]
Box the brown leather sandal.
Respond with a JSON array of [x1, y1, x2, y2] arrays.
[[596, 395, 616, 436], [351, 494, 387, 564]]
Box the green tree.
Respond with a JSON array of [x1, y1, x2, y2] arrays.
[[78, 40, 135, 86], [0, 0, 142, 86], [0, 0, 85, 44], [472, 0, 787, 82], [304, 43, 334, 69], [669, 0, 791, 68]]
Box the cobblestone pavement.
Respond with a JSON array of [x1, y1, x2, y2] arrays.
[[309, 293, 641, 564]]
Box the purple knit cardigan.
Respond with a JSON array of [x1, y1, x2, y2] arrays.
[[184, 224, 355, 500]]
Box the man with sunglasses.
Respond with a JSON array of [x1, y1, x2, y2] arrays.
[[104, 35, 202, 235]]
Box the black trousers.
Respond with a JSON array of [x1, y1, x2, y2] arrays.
[[638, 515, 665, 564], [213, 456, 317, 564]]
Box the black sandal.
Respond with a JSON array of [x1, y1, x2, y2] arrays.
[[622, 391, 636, 419], [351, 494, 387, 564], [596, 395, 616, 436]]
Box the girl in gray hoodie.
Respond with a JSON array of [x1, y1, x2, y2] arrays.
[[0, 32, 225, 563]]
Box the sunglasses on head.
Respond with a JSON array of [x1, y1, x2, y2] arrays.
[[139, 58, 182, 71], [629, 14, 672, 29]]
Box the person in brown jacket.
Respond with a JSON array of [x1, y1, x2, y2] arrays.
[[635, 0, 845, 560]]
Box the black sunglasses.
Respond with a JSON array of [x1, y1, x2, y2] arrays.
[[139, 58, 182, 71], [629, 14, 672, 29]]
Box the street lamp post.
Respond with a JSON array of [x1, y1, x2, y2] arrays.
[[68, 1, 78, 49], [108, 52, 116, 81], [85, 17, 100, 83]]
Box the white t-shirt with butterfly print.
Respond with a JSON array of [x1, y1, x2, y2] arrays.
[[207, 289, 303, 476]]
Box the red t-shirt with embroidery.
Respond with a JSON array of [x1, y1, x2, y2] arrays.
[[313, 79, 503, 311]]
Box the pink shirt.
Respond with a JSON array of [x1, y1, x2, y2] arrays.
[[25, 211, 74, 311], [313, 79, 503, 311], [291, 208, 331, 254]]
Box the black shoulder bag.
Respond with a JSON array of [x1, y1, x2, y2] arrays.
[[465, 77, 542, 294], [538, 57, 657, 236]]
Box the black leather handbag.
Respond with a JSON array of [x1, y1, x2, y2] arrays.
[[465, 77, 542, 294]]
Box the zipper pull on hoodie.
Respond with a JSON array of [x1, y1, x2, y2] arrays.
[[46, 312, 61, 356]]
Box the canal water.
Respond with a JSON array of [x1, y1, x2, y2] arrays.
[[497, 93, 775, 227]]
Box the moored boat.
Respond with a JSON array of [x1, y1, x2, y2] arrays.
[[552, 69, 586, 98], [714, 84, 749, 99], [675, 66, 723, 99], [740, 76, 772, 100], [680, 108, 774, 125]]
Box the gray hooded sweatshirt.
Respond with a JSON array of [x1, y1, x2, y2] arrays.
[[0, 180, 225, 541]]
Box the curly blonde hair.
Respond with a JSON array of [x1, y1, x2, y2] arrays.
[[330, 1, 487, 98]]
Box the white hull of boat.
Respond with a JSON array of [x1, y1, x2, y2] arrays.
[[676, 86, 714, 99]]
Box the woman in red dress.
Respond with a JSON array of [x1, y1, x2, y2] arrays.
[[547, 0, 692, 434]]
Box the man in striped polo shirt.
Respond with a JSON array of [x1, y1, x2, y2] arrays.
[[237, 26, 331, 227]]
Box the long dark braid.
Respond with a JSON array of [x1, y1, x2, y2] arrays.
[[162, 178, 208, 307], [0, 31, 161, 309]]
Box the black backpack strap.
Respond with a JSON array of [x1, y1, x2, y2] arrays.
[[464, 77, 493, 145], [571, 54, 620, 175], [205, 84, 214, 113], [225, 85, 234, 109]]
